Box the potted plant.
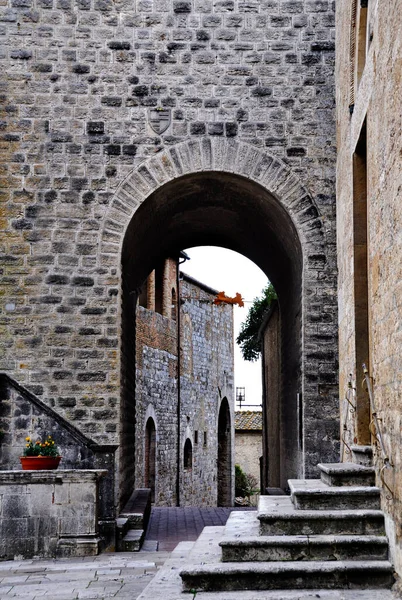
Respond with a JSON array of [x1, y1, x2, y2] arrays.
[[20, 435, 62, 470]]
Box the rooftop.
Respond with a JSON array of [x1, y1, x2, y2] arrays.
[[234, 411, 263, 431]]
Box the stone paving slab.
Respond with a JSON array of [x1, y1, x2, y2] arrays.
[[0, 551, 170, 599]]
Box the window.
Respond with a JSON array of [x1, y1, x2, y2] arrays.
[[154, 262, 164, 315], [184, 438, 192, 470], [138, 283, 148, 308], [171, 288, 177, 321], [203, 431, 207, 447], [194, 430, 198, 444]]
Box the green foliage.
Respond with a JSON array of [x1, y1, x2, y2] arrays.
[[235, 464, 259, 498], [23, 435, 60, 457], [235, 464, 248, 497], [236, 282, 277, 361]]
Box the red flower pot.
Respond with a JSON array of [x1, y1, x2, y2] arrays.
[[20, 456, 62, 470]]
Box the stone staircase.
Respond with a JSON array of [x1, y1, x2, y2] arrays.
[[179, 463, 394, 593], [116, 488, 151, 552]]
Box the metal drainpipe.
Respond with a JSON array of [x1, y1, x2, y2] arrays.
[[176, 252, 190, 507], [176, 258, 181, 507]]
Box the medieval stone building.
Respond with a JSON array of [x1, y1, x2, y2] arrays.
[[336, 0, 402, 577], [1, 0, 401, 586], [135, 258, 234, 507], [0, 0, 339, 517]]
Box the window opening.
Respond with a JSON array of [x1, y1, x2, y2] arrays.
[[183, 438, 192, 470], [171, 287, 177, 321], [154, 262, 164, 315], [138, 282, 148, 308]]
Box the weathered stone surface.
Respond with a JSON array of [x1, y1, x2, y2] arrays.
[[0, 0, 338, 517], [0, 469, 106, 559], [336, 0, 402, 577], [134, 265, 234, 508]]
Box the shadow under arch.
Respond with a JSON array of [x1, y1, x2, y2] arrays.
[[113, 140, 339, 508]]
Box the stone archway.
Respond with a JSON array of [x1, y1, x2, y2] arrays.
[[98, 138, 339, 507]]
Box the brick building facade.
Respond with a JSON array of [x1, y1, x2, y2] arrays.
[[134, 259, 234, 507]]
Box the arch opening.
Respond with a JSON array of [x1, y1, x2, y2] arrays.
[[218, 397, 232, 507], [183, 439, 193, 471], [144, 417, 156, 502], [120, 170, 305, 508]]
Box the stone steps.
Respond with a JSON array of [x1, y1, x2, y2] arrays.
[[258, 496, 385, 536], [221, 534, 389, 562], [318, 462, 375, 487], [289, 479, 381, 511], [220, 512, 388, 562], [177, 462, 394, 594], [180, 559, 394, 592], [120, 528, 145, 552], [138, 531, 394, 599], [116, 488, 151, 552]]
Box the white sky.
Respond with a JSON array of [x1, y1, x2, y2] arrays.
[[181, 246, 268, 410]]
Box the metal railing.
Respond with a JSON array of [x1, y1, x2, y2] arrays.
[[362, 364, 394, 499]]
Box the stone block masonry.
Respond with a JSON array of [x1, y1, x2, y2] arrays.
[[0, 0, 338, 498], [135, 271, 234, 507], [335, 0, 402, 579], [0, 469, 107, 559]]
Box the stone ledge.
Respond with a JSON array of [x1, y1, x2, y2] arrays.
[[0, 469, 108, 484]]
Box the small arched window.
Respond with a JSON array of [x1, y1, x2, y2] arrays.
[[171, 288, 177, 321], [183, 438, 192, 470]]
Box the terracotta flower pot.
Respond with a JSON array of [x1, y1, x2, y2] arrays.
[[20, 456, 62, 470]]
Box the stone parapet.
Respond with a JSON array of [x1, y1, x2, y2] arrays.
[[0, 469, 107, 559]]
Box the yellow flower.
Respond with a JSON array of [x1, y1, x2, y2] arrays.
[[26, 444, 29, 447], [26, 437, 30, 441]]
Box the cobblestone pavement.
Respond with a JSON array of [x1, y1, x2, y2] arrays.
[[0, 507, 255, 599], [145, 506, 256, 551]]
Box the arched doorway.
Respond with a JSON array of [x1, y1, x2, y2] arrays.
[[217, 398, 232, 507], [144, 417, 156, 502], [101, 139, 339, 507]]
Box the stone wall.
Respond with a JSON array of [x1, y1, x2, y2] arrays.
[[235, 430, 262, 484], [0, 469, 106, 559], [0, 373, 117, 544], [135, 270, 234, 506], [1, 0, 338, 500], [336, 0, 402, 576], [180, 275, 234, 506]]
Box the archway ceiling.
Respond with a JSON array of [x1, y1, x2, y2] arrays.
[[122, 172, 302, 300]]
